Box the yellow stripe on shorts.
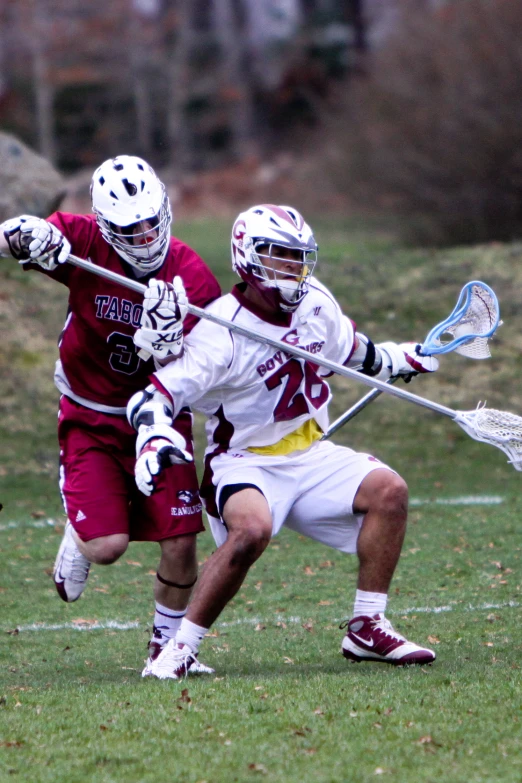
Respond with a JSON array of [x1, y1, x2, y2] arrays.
[[247, 418, 323, 457]]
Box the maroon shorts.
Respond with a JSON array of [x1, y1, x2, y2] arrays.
[[57, 396, 204, 542]]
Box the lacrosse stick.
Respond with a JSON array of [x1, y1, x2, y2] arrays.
[[323, 281, 501, 440], [65, 255, 522, 470]]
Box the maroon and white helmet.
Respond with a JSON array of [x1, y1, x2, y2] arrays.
[[231, 204, 317, 312], [91, 155, 172, 274]]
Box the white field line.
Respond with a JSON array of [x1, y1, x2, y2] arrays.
[[409, 495, 504, 507], [0, 518, 60, 531], [11, 621, 140, 632], [0, 496, 505, 531], [5, 600, 520, 634], [219, 600, 521, 626]]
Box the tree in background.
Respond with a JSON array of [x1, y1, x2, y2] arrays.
[[0, 0, 365, 173], [329, 0, 522, 245]]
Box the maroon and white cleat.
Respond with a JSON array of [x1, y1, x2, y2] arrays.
[[341, 613, 436, 666]]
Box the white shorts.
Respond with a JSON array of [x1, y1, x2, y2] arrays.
[[207, 440, 394, 554]]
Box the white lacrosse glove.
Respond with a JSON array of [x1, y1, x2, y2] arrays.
[[134, 276, 189, 362], [135, 423, 193, 496], [1, 216, 71, 270], [377, 342, 439, 382]]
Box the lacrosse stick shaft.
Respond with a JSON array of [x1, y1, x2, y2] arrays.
[[66, 253, 457, 420], [322, 381, 401, 440]]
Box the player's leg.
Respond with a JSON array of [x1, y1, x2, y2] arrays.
[[156, 534, 198, 613], [344, 468, 435, 664], [190, 487, 272, 624], [286, 441, 435, 666], [54, 403, 132, 602], [130, 457, 214, 676], [149, 480, 274, 680], [142, 534, 200, 674], [352, 467, 408, 594], [74, 532, 129, 563]]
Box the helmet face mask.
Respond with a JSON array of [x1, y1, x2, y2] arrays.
[[91, 155, 172, 273], [231, 205, 317, 313], [250, 241, 315, 310]]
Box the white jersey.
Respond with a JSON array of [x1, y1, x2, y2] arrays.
[[152, 279, 356, 452]]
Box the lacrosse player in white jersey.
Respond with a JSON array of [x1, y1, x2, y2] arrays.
[[126, 204, 439, 678]]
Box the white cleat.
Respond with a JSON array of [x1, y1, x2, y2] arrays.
[[148, 640, 198, 680], [143, 650, 214, 678], [189, 659, 215, 676], [53, 521, 91, 602], [142, 628, 215, 678]]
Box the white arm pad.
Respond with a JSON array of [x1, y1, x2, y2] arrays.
[[127, 386, 174, 430], [348, 333, 383, 376]]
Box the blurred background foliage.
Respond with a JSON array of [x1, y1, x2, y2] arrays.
[[328, 0, 522, 246], [1, 0, 522, 246]]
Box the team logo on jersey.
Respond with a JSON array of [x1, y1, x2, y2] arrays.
[[177, 489, 198, 505], [281, 329, 324, 354], [282, 329, 300, 346], [171, 489, 203, 516]]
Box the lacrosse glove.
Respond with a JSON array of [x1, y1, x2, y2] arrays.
[[376, 341, 439, 382], [1, 216, 71, 270], [134, 276, 189, 362], [135, 423, 193, 496]]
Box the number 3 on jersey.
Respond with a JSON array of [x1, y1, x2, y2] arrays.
[[107, 331, 141, 374], [265, 358, 328, 422]]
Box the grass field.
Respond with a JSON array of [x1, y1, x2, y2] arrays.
[[1, 216, 522, 782]]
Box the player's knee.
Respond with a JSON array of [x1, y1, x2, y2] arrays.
[[158, 534, 198, 577], [159, 533, 197, 563], [228, 520, 271, 567], [373, 474, 408, 520], [84, 533, 129, 564]]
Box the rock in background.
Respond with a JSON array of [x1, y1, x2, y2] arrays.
[[0, 133, 66, 221]]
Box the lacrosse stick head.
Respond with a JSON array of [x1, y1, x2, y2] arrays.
[[454, 405, 522, 470], [420, 281, 501, 358]]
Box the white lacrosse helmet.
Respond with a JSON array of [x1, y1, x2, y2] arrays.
[[91, 155, 172, 273], [231, 204, 317, 312]]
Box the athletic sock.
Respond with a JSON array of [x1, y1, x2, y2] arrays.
[[352, 589, 388, 618], [176, 618, 209, 655], [152, 603, 186, 643]]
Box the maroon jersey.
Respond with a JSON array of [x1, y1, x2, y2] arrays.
[[28, 212, 221, 409]]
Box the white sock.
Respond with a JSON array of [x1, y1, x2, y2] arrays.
[[176, 618, 209, 654], [353, 589, 388, 618], [153, 603, 186, 642]]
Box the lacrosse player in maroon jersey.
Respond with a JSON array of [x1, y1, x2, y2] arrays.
[[0, 155, 221, 675], [126, 204, 440, 678]]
